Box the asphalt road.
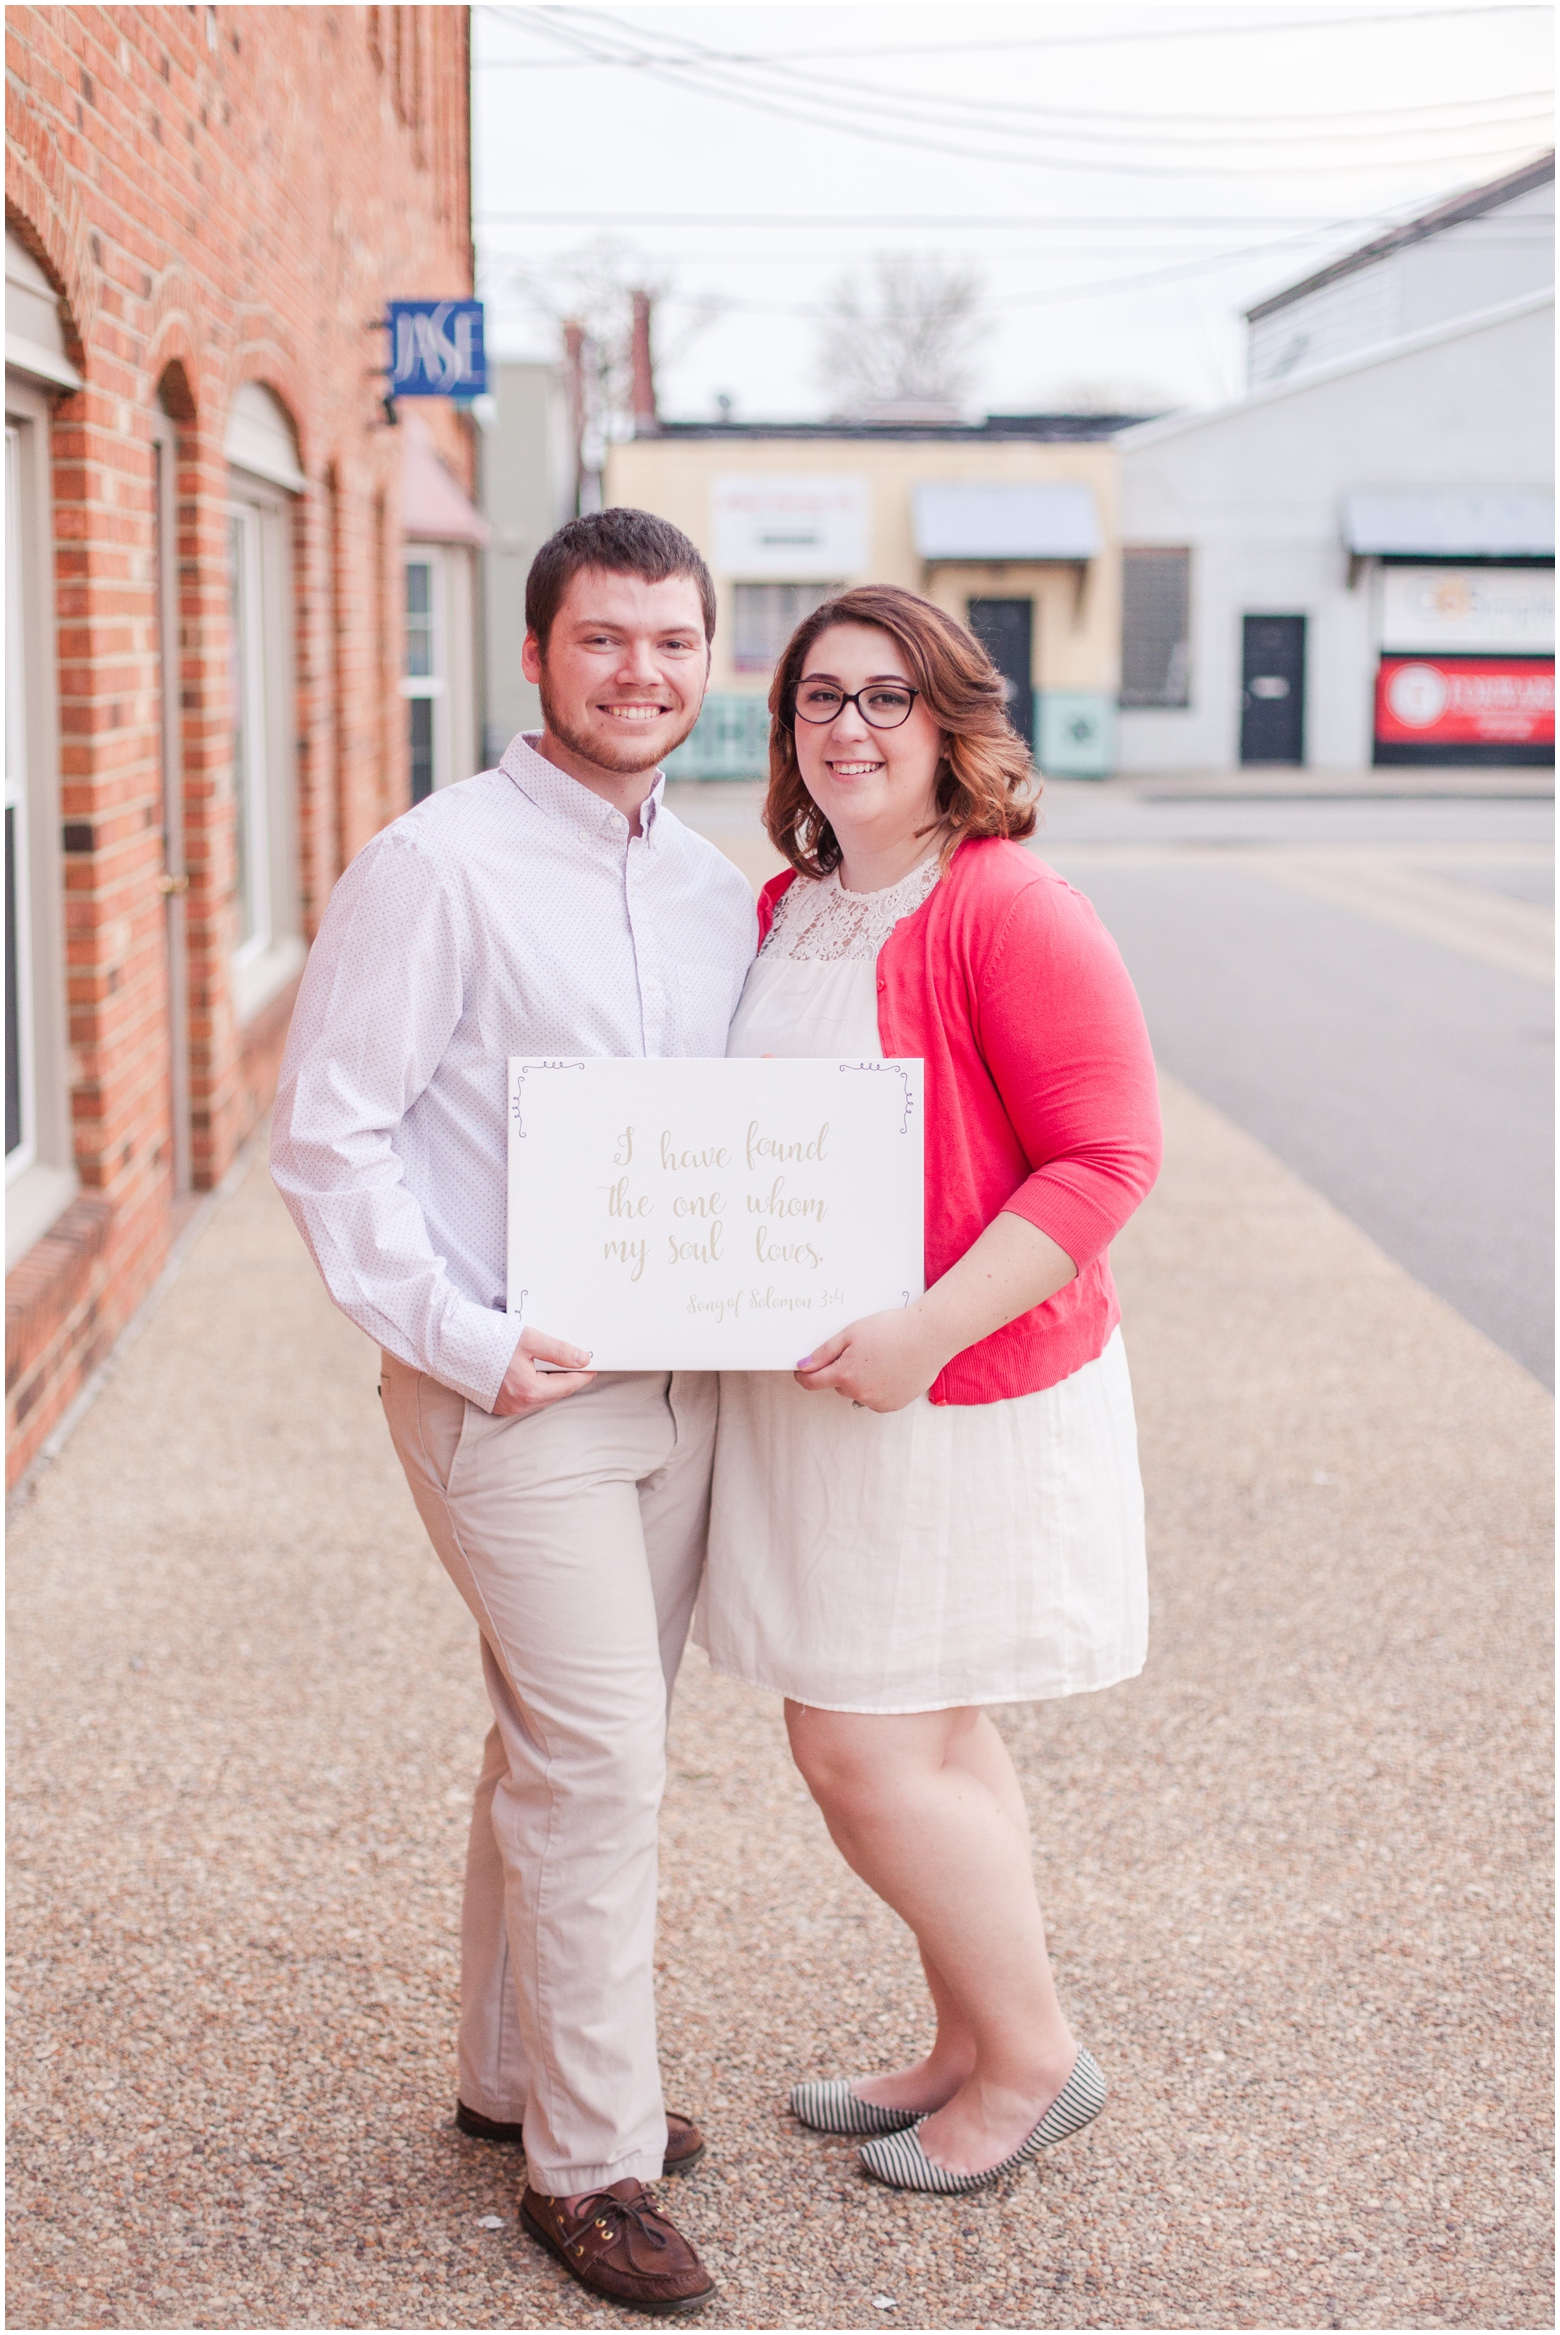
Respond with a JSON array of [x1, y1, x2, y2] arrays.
[[1036, 780, 1554, 1387]]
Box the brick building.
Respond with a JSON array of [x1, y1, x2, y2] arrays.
[[6, 6, 481, 1482]]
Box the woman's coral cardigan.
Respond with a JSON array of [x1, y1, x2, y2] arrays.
[[756, 837, 1162, 1406]]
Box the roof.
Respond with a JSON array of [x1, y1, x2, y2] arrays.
[[644, 412, 1152, 444], [913, 481, 1102, 561], [1245, 150, 1555, 323], [1116, 286, 1554, 456], [1341, 487, 1554, 560]]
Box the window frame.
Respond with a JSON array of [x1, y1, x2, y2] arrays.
[[7, 422, 37, 1183], [225, 465, 303, 1026], [1120, 546, 1193, 711], [731, 581, 843, 675], [401, 542, 478, 798], [4, 376, 77, 1268], [401, 544, 449, 802]]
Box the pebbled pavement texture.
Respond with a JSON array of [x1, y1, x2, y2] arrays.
[[5, 1079, 1552, 2330]]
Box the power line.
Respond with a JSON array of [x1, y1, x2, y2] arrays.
[[480, 4, 1552, 67], [502, 8, 1553, 180], [474, 212, 1391, 227], [536, 5, 1553, 149], [476, 50, 1554, 148], [476, 41, 1552, 130], [482, 219, 1425, 321]]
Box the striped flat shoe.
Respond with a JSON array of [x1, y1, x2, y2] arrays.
[[789, 2079, 921, 2137], [858, 2048, 1107, 2194]]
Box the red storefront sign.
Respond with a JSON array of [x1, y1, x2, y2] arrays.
[[1375, 656, 1555, 747]]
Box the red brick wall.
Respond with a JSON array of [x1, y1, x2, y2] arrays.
[[6, 5, 476, 1483]]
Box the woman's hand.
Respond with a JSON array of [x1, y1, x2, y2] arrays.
[[795, 1305, 949, 1413], [796, 1212, 1080, 1413]]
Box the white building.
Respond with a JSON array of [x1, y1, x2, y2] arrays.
[[478, 360, 573, 762], [1247, 151, 1554, 392], [1117, 157, 1554, 773]]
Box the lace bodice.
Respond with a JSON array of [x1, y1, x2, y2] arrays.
[[761, 855, 942, 964]]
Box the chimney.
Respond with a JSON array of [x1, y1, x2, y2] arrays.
[[563, 318, 586, 513], [630, 290, 657, 435]]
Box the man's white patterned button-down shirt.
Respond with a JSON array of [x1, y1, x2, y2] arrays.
[[271, 733, 758, 1408]]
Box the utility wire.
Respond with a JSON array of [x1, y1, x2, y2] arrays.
[[535, 3, 1555, 149], [484, 217, 1427, 322], [478, 46, 1554, 146], [474, 211, 1403, 227], [483, 4, 1552, 67], [476, 38, 1552, 129], [504, 9, 1553, 178]]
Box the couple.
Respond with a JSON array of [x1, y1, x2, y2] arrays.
[[271, 507, 1161, 2317]]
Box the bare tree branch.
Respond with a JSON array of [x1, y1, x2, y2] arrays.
[[504, 237, 725, 454], [817, 253, 990, 416]]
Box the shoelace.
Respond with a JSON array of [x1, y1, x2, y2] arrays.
[[566, 2188, 671, 2257]]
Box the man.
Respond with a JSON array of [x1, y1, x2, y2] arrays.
[[271, 509, 756, 2315]]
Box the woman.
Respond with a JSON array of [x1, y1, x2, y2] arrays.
[[695, 585, 1161, 2196]]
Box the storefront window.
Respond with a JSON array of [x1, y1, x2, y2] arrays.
[[732, 582, 840, 673], [1121, 548, 1191, 709]]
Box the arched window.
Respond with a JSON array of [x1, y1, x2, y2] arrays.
[[5, 231, 80, 1265], [223, 383, 305, 1022]]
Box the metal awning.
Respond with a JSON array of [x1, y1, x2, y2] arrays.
[[1341, 488, 1554, 560], [913, 481, 1102, 562], [402, 413, 491, 547]]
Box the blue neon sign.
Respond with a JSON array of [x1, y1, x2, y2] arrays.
[[387, 300, 487, 399]]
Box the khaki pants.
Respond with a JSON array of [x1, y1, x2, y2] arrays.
[[379, 1357, 716, 2194]]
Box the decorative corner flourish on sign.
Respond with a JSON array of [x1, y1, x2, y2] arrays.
[[510, 1059, 586, 1138], [838, 1059, 915, 1135]]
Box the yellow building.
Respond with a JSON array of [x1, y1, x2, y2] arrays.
[[603, 419, 1131, 777]]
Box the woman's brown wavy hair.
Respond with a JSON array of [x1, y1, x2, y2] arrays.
[[763, 583, 1040, 880]]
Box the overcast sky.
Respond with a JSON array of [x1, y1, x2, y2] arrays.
[[472, 2, 1554, 419]]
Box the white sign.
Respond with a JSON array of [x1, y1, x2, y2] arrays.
[[508, 1056, 923, 1369], [711, 473, 870, 581], [1380, 567, 1555, 653]]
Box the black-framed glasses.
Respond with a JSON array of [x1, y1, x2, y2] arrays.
[[790, 681, 920, 731]]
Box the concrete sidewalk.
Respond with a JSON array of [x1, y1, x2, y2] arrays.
[[6, 1081, 1552, 2331]]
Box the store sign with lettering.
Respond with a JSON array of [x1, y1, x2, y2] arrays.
[[388, 300, 487, 398], [711, 474, 870, 580], [507, 1056, 924, 1368], [1374, 656, 1556, 746], [1380, 567, 1555, 654]]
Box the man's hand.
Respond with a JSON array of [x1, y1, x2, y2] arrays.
[[794, 1306, 948, 1414], [492, 1328, 596, 1417]]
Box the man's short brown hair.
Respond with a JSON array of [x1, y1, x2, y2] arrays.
[[525, 508, 716, 652]]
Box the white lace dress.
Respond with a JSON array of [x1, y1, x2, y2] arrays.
[[694, 857, 1149, 1715]]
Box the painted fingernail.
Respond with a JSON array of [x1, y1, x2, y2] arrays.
[[797, 1355, 814, 1369]]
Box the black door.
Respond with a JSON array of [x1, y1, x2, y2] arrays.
[[1240, 614, 1306, 763], [968, 598, 1034, 749]]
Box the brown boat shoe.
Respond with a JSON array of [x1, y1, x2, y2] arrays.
[[455, 2100, 705, 2176], [521, 2179, 716, 2316]]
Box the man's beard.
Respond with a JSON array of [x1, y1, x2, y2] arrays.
[[535, 666, 701, 775]]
